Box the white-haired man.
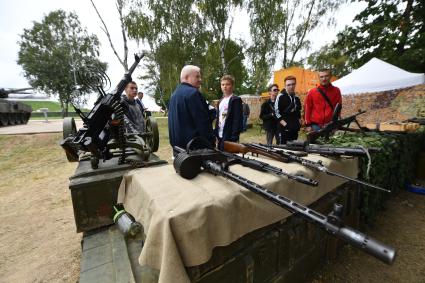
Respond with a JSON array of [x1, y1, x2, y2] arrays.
[[168, 65, 215, 154]]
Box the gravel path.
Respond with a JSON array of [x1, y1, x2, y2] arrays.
[[0, 119, 84, 135]]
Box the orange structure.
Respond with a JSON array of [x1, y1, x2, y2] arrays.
[[261, 67, 338, 100]]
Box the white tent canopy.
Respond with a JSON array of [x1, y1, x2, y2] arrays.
[[332, 57, 425, 95], [142, 94, 162, 112]]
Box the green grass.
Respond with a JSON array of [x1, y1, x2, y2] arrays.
[[151, 112, 168, 118], [21, 101, 63, 112], [19, 101, 90, 112]]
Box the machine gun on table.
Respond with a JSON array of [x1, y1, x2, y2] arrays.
[[307, 103, 368, 142], [173, 146, 396, 265], [260, 140, 381, 157], [221, 151, 318, 187], [224, 141, 390, 193], [60, 53, 161, 169]]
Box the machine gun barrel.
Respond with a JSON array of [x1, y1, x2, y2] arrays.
[[307, 103, 366, 142], [110, 54, 143, 101], [221, 151, 319, 187], [260, 141, 381, 157], [224, 141, 390, 193], [173, 147, 396, 265]]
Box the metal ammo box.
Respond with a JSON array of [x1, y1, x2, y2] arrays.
[[69, 155, 165, 232], [79, 181, 359, 283], [186, 183, 359, 283]]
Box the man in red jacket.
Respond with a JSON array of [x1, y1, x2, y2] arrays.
[[304, 69, 342, 132]]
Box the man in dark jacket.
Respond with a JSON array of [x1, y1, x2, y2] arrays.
[[260, 84, 279, 145], [275, 76, 302, 144], [242, 102, 250, 131], [168, 65, 215, 153], [215, 75, 243, 150], [121, 81, 145, 134]]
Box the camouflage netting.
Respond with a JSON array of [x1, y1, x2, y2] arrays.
[[324, 128, 425, 222]]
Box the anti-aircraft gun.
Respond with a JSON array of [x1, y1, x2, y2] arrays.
[[60, 53, 166, 232], [0, 87, 33, 126], [60, 53, 162, 169]]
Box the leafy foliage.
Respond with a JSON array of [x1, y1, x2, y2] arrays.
[[126, 0, 206, 105], [327, 129, 425, 221], [279, 0, 344, 68], [306, 43, 351, 76], [336, 0, 425, 72], [200, 39, 248, 100], [197, 0, 243, 73], [247, 0, 344, 93], [125, 0, 248, 105], [247, 0, 285, 94], [17, 10, 107, 116]]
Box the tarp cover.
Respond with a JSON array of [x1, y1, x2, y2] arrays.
[[333, 57, 425, 95], [118, 154, 358, 283]]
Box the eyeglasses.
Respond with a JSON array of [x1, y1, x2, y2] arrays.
[[272, 89, 279, 92]]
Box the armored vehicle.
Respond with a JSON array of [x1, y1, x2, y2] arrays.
[[0, 88, 32, 126]]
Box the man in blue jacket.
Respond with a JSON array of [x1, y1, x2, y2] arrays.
[[215, 75, 243, 150], [168, 65, 215, 154]]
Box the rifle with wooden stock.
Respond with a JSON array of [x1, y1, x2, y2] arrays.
[[221, 151, 318, 187], [260, 140, 381, 157], [223, 141, 390, 193], [173, 146, 396, 265]]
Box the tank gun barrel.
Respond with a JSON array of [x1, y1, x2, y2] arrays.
[[0, 87, 33, 98]]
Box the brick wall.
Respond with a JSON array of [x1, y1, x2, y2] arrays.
[[340, 84, 425, 124], [240, 96, 263, 124], [223, 84, 425, 127]]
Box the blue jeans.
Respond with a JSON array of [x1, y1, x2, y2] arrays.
[[311, 124, 321, 132]]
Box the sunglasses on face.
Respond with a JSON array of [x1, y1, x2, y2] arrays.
[[272, 89, 279, 92]]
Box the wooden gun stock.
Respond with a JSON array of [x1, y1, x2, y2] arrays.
[[223, 141, 250, 154], [223, 141, 287, 162]]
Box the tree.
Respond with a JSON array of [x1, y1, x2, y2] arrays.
[[90, 0, 129, 71], [280, 0, 344, 69], [18, 10, 107, 116], [335, 0, 425, 73], [247, 0, 286, 94], [125, 0, 206, 105], [306, 43, 351, 77], [197, 0, 243, 73], [200, 38, 248, 100], [246, 0, 343, 94]]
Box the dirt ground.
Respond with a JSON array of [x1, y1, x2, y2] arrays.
[[309, 189, 425, 282], [0, 133, 81, 282], [0, 133, 424, 282]]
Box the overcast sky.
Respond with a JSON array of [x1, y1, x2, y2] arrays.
[[0, 0, 366, 103]]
